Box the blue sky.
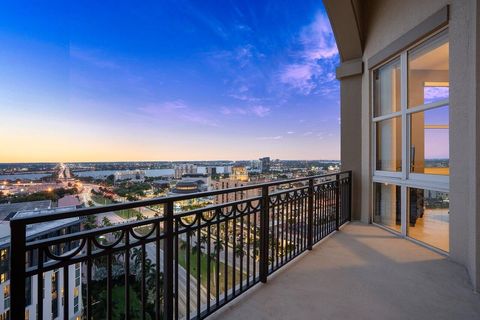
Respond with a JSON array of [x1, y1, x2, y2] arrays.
[[0, 0, 340, 162]]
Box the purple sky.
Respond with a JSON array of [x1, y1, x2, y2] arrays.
[[0, 1, 340, 162]]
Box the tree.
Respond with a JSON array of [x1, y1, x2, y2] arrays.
[[211, 238, 224, 288], [235, 240, 245, 258], [102, 216, 113, 227], [83, 215, 98, 230]]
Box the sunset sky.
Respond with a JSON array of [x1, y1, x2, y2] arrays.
[[0, 1, 340, 162]]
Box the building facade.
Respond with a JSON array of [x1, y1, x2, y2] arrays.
[[0, 206, 82, 319], [230, 166, 249, 182], [174, 164, 197, 179], [113, 169, 145, 183], [259, 157, 270, 173], [211, 179, 260, 204], [324, 0, 480, 291]]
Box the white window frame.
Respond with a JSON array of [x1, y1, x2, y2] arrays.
[[371, 28, 450, 244]]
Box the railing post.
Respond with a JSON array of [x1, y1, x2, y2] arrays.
[[163, 201, 174, 320], [348, 171, 353, 221], [335, 174, 340, 231], [10, 220, 26, 317], [259, 185, 269, 283], [307, 178, 314, 250]]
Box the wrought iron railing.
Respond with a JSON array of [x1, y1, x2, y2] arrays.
[[10, 171, 351, 320]]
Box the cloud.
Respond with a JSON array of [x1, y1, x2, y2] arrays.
[[251, 105, 270, 117], [299, 13, 338, 60], [279, 63, 319, 94], [303, 131, 313, 136], [70, 47, 119, 69], [278, 13, 339, 95], [256, 136, 283, 140], [220, 106, 248, 115], [228, 93, 262, 103], [139, 100, 218, 127], [287, 131, 295, 134], [424, 86, 449, 104], [221, 105, 270, 117]]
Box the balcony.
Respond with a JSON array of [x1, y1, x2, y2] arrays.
[[10, 172, 351, 319], [213, 222, 480, 320], [8, 171, 480, 319]]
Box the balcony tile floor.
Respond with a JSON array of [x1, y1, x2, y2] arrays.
[[211, 222, 480, 320]]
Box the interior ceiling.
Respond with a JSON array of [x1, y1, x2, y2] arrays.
[[410, 43, 449, 70]]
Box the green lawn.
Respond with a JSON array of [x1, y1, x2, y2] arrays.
[[115, 208, 139, 219], [92, 194, 113, 205], [91, 194, 141, 220], [177, 241, 246, 294], [90, 282, 154, 319]]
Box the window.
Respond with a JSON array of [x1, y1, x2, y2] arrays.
[[407, 188, 449, 251], [75, 263, 81, 287], [374, 58, 401, 117], [74, 287, 79, 314], [0, 250, 7, 262], [410, 105, 449, 175], [376, 117, 402, 172], [0, 310, 9, 320], [51, 270, 59, 319], [373, 183, 401, 231], [3, 284, 9, 310], [372, 29, 449, 251]]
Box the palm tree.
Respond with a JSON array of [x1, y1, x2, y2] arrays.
[[83, 214, 97, 230], [210, 238, 224, 289], [131, 248, 143, 272], [102, 216, 113, 227], [191, 232, 206, 255], [235, 241, 245, 258]]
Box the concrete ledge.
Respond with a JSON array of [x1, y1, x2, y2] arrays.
[[336, 58, 363, 79]]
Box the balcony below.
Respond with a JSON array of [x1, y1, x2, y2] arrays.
[[212, 222, 480, 320]]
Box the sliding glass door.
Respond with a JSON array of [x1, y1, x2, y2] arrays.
[[372, 29, 449, 252]]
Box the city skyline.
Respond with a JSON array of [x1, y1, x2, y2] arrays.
[[0, 1, 340, 162]]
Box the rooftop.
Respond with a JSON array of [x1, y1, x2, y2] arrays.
[[212, 223, 480, 320], [0, 206, 80, 246], [0, 200, 51, 222]]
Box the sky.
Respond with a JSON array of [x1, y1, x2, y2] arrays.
[[0, 0, 340, 163]]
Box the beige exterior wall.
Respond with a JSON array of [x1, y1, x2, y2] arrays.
[[340, 75, 363, 220], [211, 179, 260, 204], [326, 0, 480, 290]]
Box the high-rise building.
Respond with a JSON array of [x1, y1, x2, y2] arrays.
[[0, 203, 82, 320], [259, 157, 270, 173], [205, 166, 217, 175], [210, 179, 260, 204], [174, 164, 197, 179], [230, 166, 249, 182]]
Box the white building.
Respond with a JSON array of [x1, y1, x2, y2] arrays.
[[174, 164, 197, 179], [0, 205, 82, 320], [113, 170, 145, 183]]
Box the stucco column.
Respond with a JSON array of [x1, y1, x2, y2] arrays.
[[449, 0, 480, 291], [338, 60, 363, 221]]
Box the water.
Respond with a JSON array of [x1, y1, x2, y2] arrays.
[[74, 169, 175, 178], [0, 173, 51, 181], [0, 166, 227, 181]]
